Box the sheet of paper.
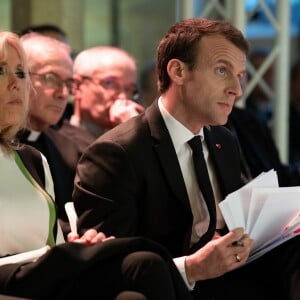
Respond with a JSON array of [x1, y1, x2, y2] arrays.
[[246, 187, 270, 233], [247, 222, 300, 263], [219, 169, 278, 230], [249, 187, 300, 250], [219, 193, 244, 229], [0, 246, 50, 266], [219, 170, 300, 263]]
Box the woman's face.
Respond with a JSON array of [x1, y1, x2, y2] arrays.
[[0, 44, 28, 130]]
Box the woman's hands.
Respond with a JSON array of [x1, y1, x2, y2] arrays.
[[67, 229, 115, 244]]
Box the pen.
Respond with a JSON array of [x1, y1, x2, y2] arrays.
[[65, 202, 78, 236]]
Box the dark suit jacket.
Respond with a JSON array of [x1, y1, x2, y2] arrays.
[[227, 106, 300, 186], [55, 120, 94, 154], [17, 127, 83, 234], [289, 104, 300, 163], [73, 101, 243, 257]]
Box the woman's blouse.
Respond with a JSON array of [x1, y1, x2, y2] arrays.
[[0, 149, 65, 257]]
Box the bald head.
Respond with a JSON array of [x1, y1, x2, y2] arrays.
[[19, 32, 73, 131], [71, 45, 141, 133], [73, 46, 136, 77], [20, 33, 72, 70]]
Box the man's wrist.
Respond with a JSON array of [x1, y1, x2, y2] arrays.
[[173, 256, 195, 290]]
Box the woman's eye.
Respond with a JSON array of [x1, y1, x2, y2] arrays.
[[0, 66, 6, 75], [16, 71, 26, 79]]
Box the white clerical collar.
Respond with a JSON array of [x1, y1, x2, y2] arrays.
[[27, 130, 41, 142]]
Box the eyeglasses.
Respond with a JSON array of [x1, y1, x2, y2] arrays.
[[30, 72, 74, 92], [82, 76, 139, 101]]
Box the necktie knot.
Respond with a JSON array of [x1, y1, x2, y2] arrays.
[[188, 135, 203, 152]]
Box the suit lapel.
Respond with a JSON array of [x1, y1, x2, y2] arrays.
[[146, 102, 191, 210], [145, 104, 241, 208], [204, 126, 242, 199]]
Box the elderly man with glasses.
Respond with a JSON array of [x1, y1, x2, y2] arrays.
[[62, 46, 144, 138], [17, 33, 94, 236]]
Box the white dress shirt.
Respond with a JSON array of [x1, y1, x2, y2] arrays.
[[158, 97, 225, 288]]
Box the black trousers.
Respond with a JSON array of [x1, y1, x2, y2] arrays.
[[0, 237, 192, 300], [192, 235, 300, 300]]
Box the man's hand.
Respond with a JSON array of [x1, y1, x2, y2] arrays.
[[185, 228, 253, 283], [109, 99, 144, 127]]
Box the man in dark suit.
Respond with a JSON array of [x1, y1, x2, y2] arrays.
[[227, 106, 300, 186], [73, 18, 300, 299], [289, 59, 300, 164], [17, 33, 93, 234], [137, 56, 300, 187]]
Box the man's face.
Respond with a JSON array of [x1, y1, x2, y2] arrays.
[[75, 54, 137, 129], [28, 51, 73, 131], [177, 35, 247, 132]]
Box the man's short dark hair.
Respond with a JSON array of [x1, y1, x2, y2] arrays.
[[156, 18, 249, 93], [19, 24, 66, 37]]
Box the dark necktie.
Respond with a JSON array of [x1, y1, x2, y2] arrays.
[[188, 135, 217, 250]]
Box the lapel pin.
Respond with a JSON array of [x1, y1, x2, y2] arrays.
[[216, 143, 221, 149]]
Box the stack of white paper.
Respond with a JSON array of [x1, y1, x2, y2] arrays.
[[219, 169, 300, 263]]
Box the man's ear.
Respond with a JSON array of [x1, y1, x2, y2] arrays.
[[167, 59, 186, 85]]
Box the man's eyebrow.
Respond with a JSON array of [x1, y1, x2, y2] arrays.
[[217, 59, 247, 75], [216, 59, 233, 68]]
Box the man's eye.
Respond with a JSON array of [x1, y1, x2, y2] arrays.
[[16, 71, 26, 79], [102, 77, 116, 88], [218, 67, 226, 75]]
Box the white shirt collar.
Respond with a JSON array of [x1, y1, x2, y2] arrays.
[[158, 97, 204, 152]]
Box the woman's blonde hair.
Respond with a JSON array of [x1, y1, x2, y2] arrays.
[[0, 31, 30, 155]]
